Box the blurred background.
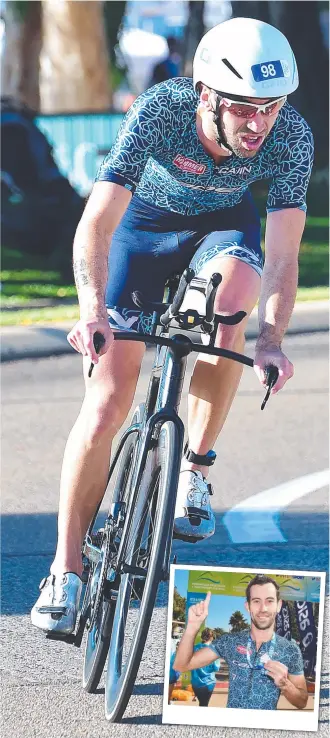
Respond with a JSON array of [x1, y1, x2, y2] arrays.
[[1, 0, 328, 312]]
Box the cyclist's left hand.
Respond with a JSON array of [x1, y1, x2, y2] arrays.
[[254, 344, 294, 393]]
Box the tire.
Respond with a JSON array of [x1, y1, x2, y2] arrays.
[[82, 405, 144, 693], [105, 419, 182, 722]]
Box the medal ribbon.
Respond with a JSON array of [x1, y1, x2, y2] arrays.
[[246, 633, 276, 670]]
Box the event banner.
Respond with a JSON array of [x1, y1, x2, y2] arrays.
[[187, 570, 321, 602], [294, 601, 317, 677]]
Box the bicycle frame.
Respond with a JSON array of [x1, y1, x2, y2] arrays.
[[46, 272, 278, 659], [86, 325, 255, 586]]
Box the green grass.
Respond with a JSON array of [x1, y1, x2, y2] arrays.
[[1, 304, 80, 326], [0, 253, 77, 305], [296, 286, 329, 301], [1, 215, 328, 325], [1, 283, 77, 302], [1, 286, 328, 327]]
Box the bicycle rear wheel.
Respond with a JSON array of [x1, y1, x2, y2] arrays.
[[105, 419, 182, 722], [82, 407, 143, 693]]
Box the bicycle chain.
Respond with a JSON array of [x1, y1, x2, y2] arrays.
[[88, 524, 115, 632]]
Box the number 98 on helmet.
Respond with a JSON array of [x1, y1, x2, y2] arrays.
[[193, 17, 299, 99]]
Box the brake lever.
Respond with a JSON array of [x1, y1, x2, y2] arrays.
[[261, 365, 279, 410], [88, 332, 106, 378]]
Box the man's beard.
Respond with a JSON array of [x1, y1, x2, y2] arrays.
[[213, 114, 264, 159], [251, 612, 276, 631]]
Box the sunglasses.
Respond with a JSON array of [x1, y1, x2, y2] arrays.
[[219, 95, 287, 118]]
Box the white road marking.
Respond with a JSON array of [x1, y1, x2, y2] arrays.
[[223, 469, 329, 543]]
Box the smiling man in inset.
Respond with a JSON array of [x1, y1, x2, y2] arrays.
[[174, 574, 308, 710]]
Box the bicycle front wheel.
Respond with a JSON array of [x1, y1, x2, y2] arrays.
[[82, 408, 142, 693], [105, 419, 182, 722]]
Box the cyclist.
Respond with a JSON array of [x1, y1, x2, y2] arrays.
[[174, 575, 308, 710], [31, 17, 313, 634], [190, 628, 220, 706]]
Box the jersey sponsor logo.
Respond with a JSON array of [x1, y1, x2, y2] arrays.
[[236, 645, 249, 655], [173, 154, 206, 175], [219, 166, 252, 175]]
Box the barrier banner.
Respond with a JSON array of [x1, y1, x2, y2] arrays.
[[294, 601, 317, 677], [276, 601, 292, 640], [276, 607, 283, 635]]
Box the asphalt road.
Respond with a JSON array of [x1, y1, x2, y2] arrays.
[[1, 332, 329, 738]]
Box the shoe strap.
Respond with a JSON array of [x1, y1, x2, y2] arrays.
[[184, 506, 210, 521], [39, 575, 55, 591]]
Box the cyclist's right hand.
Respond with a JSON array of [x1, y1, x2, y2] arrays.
[[187, 591, 211, 629], [67, 317, 113, 364]]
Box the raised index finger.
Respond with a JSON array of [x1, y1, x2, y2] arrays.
[[204, 591, 212, 607]]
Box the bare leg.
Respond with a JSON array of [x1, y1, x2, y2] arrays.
[[187, 257, 261, 477], [51, 339, 145, 576]]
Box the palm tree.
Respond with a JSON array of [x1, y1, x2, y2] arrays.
[[173, 587, 186, 623], [229, 610, 249, 633]]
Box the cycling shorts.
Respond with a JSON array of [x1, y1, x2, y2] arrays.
[[106, 193, 262, 335]]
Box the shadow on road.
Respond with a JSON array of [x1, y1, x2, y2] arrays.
[[92, 682, 163, 698], [1, 510, 329, 616], [133, 682, 164, 696]]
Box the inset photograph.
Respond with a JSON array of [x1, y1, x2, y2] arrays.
[[163, 566, 325, 732]]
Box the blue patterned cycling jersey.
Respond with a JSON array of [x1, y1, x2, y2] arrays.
[[210, 630, 304, 710], [97, 77, 313, 216]]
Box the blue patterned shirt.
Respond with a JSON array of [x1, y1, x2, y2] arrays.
[[210, 630, 304, 710], [97, 78, 313, 216]]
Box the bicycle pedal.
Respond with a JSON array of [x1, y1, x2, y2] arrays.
[[37, 605, 67, 617], [45, 631, 75, 644], [172, 531, 199, 543]]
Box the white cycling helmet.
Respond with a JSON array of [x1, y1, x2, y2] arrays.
[[193, 17, 299, 98]]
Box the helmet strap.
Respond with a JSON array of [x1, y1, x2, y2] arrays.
[[213, 94, 234, 155]]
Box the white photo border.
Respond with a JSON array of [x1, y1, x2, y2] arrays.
[[162, 565, 326, 732]]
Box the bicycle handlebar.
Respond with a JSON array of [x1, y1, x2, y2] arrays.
[[89, 330, 279, 409], [112, 331, 254, 367]]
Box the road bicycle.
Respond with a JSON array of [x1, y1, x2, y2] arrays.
[[47, 268, 278, 721]]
